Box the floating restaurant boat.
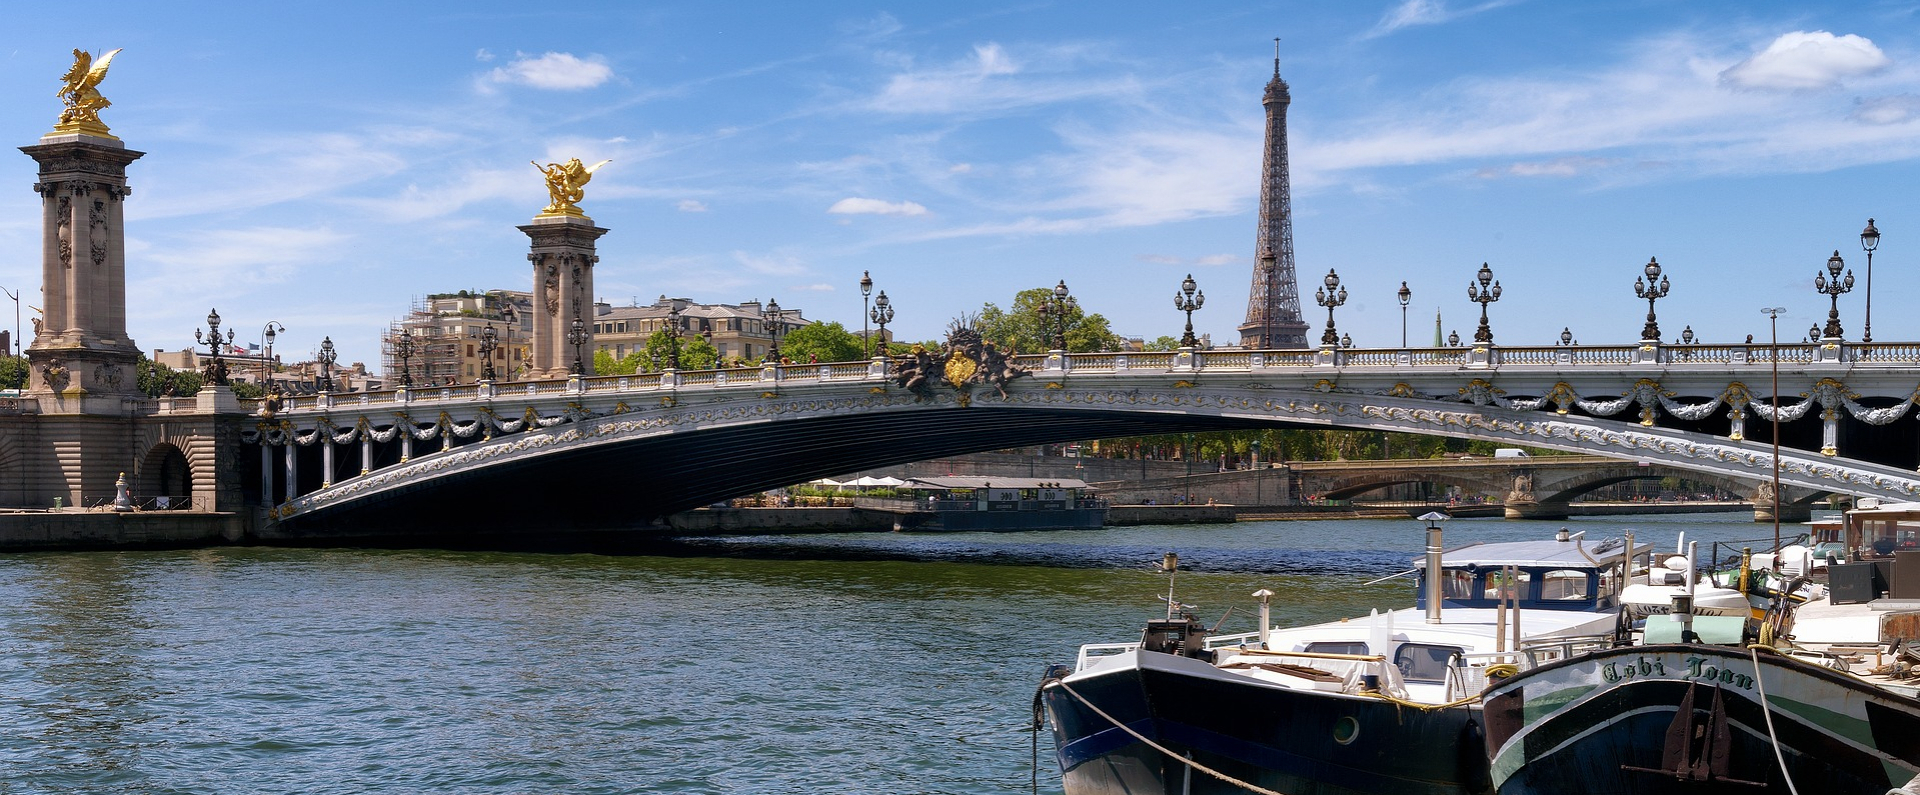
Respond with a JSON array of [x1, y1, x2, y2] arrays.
[[1038, 515, 1645, 795], [900, 476, 1106, 531]]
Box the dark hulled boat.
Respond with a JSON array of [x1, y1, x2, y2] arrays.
[[1483, 643, 1920, 794]]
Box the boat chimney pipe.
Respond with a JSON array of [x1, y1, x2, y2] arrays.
[[1419, 512, 1449, 625], [1253, 589, 1275, 649]]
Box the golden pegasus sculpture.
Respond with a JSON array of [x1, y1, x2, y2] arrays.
[[55, 48, 121, 136], [532, 157, 611, 217]]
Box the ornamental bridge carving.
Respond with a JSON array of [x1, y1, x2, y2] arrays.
[[235, 340, 1920, 535]]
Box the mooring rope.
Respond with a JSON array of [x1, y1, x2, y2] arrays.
[[1749, 645, 1802, 795], [1056, 679, 1293, 795]]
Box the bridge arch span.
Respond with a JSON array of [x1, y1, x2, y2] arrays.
[[258, 371, 1920, 535]]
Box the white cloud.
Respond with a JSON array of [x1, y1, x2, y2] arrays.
[[1365, 0, 1518, 39], [1719, 31, 1888, 91], [677, 199, 709, 212], [1478, 155, 1619, 178], [1853, 94, 1920, 125], [1297, 31, 1920, 186], [865, 42, 1139, 114], [732, 250, 808, 275], [1194, 254, 1241, 266], [789, 283, 836, 292], [949, 163, 973, 174], [1136, 253, 1241, 266], [487, 52, 614, 91], [828, 197, 929, 216], [475, 48, 496, 62], [134, 227, 348, 295]]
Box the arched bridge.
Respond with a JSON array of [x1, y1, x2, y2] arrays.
[[238, 340, 1920, 536], [1294, 455, 1824, 521]]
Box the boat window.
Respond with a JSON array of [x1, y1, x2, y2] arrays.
[[1438, 569, 1476, 599], [1303, 642, 1369, 656], [1393, 644, 1463, 683], [1483, 569, 1532, 601], [1539, 569, 1592, 601]]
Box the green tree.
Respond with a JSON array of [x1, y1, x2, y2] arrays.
[[1143, 336, 1182, 351], [136, 354, 201, 397], [592, 349, 625, 375], [777, 321, 864, 363], [976, 287, 1125, 354], [0, 355, 25, 391]]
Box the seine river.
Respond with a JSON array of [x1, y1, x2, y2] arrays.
[[0, 512, 1786, 794]]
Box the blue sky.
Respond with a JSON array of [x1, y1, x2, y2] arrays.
[[2, 1, 1917, 368]]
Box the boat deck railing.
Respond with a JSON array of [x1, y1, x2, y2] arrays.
[[1075, 642, 1140, 671]]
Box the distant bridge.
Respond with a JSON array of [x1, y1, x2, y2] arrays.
[[1291, 455, 1820, 521], [220, 340, 1920, 537]]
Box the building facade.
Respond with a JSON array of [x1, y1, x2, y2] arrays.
[[591, 295, 811, 365], [382, 290, 533, 385]]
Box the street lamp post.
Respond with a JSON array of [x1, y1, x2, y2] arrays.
[[870, 291, 894, 356], [665, 304, 684, 370], [1634, 256, 1670, 342], [1037, 280, 1077, 351], [763, 298, 785, 362], [193, 308, 235, 386], [1397, 281, 1411, 348], [860, 270, 874, 358], [1174, 274, 1205, 347], [478, 323, 498, 381], [566, 314, 587, 376], [1467, 263, 1502, 343], [1815, 250, 1855, 340], [259, 321, 285, 387], [0, 285, 18, 356], [1862, 219, 1880, 343], [1761, 306, 1786, 549], [1315, 268, 1347, 347], [316, 336, 337, 393], [395, 331, 415, 388]]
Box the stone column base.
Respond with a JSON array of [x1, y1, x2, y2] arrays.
[[1752, 503, 1813, 524], [1504, 501, 1570, 520]]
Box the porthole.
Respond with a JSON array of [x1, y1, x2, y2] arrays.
[[1333, 716, 1360, 745]]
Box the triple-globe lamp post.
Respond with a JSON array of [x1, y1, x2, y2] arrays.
[[194, 308, 234, 386], [1038, 280, 1077, 351], [316, 336, 337, 393], [394, 331, 415, 388], [1467, 263, 1502, 343], [1174, 274, 1205, 347], [1634, 256, 1669, 342], [1315, 268, 1347, 347], [870, 290, 894, 356], [1815, 250, 1855, 340], [477, 323, 499, 382], [260, 321, 285, 387]]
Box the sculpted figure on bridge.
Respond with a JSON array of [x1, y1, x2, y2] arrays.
[[532, 157, 611, 217], [889, 320, 1030, 404], [55, 48, 121, 134]]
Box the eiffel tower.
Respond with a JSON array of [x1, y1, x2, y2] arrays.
[[1239, 40, 1310, 350]]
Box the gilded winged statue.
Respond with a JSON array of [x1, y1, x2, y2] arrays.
[[56, 48, 121, 132], [532, 157, 612, 216]]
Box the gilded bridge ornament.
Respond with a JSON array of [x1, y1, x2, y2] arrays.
[[54, 48, 121, 137], [891, 318, 1028, 406], [532, 157, 611, 218]]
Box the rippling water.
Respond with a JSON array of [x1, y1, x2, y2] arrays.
[[0, 513, 1786, 794]]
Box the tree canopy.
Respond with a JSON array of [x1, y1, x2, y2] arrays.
[[777, 321, 864, 363], [976, 287, 1124, 354]]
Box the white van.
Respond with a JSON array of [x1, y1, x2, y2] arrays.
[[1493, 448, 1530, 459]]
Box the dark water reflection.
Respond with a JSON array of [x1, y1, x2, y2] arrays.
[[0, 513, 1783, 794]]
